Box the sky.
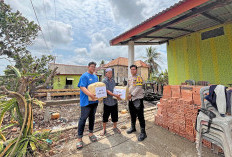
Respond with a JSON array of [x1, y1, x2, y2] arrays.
[[1, 0, 180, 75]]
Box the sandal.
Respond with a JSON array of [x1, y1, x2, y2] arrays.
[[89, 135, 98, 142], [113, 127, 121, 134], [100, 130, 107, 136], [76, 141, 83, 149]]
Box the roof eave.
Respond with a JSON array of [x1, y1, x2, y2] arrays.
[[110, 0, 211, 46]]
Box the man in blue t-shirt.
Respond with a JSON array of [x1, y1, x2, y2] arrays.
[[76, 62, 98, 149]]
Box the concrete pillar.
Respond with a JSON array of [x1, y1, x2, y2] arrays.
[[128, 41, 134, 78]]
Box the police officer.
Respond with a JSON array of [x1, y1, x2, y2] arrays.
[[127, 64, 147, 141]]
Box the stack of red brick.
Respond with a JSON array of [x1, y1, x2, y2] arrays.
[[155, 85, 214, 147]]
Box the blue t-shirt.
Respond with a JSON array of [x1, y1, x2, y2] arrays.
[[78, 72, 98, 107]]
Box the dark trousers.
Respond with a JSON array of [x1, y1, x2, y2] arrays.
[[103, 103, 118, 123], [129, 99, 145, 129], [77, 103, 98, 138]]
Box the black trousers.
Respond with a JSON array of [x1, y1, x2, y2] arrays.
[[77, 103, 98, 138], [129, 99, 145, 129], [103, 103, 118, 123]]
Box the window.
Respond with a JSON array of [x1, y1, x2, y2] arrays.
[[66, 78, 74, 85], [201, 27, 224, 40]]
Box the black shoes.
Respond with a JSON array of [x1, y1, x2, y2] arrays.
[[127, 125, 147, 141], [138, 128, 147, 141], [127, 125, 136, 134]]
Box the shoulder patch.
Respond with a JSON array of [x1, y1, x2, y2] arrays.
[[136, 76, 143, 86]]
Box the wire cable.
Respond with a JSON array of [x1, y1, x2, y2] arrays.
[[29, 0, 50, 52], [42, 0, 52, 43], [53, 0, 57, 50]]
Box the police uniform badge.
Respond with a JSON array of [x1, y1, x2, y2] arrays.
[[136, 76, 143, 86]]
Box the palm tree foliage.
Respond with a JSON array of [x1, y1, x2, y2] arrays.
[[143, 46, 162, 79]]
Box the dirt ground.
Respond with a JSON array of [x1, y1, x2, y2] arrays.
[[45, 108, 219, 157], [32, 100, 156, 131], [3, 101, 221, 157]]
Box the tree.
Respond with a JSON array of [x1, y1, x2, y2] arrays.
[[155, 69, 168, 85], [100, 60, 105, 65], [0, 2, 57, 95], [0, 2, 57, 156], [0, 2, 40, 70], [143, 46, 162, 79]]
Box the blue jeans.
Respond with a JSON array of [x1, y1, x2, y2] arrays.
[[77, 103, 98, 138]]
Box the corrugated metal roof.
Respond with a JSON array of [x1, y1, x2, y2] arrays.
[[110, 0, 189, 42], [110, 0, 213, 45], [103, 57, 149, 68], [208, 2, 232, 21], [49, 63, 88, 75], [111, 0, 232, 46]]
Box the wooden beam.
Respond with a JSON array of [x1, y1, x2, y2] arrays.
[[34, 92, 80, 97], [36, 88, 80, 93]]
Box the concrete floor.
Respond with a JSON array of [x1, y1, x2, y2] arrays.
[[54, 110, 219, 157]]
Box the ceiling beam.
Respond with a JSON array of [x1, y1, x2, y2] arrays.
[[120, 41, 168, 45], [201, 12, 224, 24], [120, 41, 161, 45], [166, 27, 194, 32], [134, 42, 160, 45], [143, 36, 173, 39], [127, 1, 221, 43]]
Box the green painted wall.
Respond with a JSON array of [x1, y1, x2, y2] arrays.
[[53, 75, 81, 89], [167, 23, 232, 85]]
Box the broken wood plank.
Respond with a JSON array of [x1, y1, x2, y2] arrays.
[[34, 92, 80, 97], [37, 88, 80, 93], [44, 98, 80, 106]]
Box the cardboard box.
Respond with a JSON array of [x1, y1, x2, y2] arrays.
[[88, 82, 107, 101], [113, 86, 129, 100]]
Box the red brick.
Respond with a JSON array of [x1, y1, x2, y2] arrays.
[[192, 86, 204, 95], [179, 132, 186, 138], [184, 100, 194, 105], [162, 124, 169, 129], [163, 85, 171, 98], [160, 98, 167, 105], [169, 128, 175, 133], [193, 94, 201, 105], [185, 135, 195, 142], [171, 85, 181, 98], [181, 89, 193, 101], [171, 97, 180, 102]]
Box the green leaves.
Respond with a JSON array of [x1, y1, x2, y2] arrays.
[[0, 98, 17, 127], [29, 141, 36, 151], [0, 132, 6, 141], [0, 2, 55, 155], [7, 65, 21, 78], [32, 98, 44, 109], [0, 141, 3, 153], [144, 46, 163, 79], [0, 123, 15, 132], [0, 98, 17, 142], [20, 140, 29, 157]]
